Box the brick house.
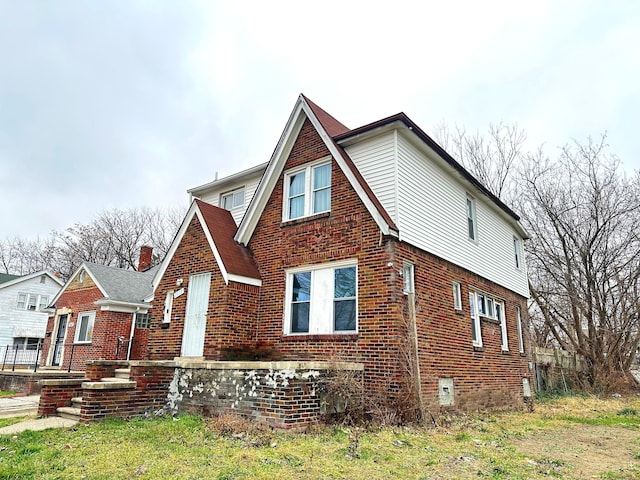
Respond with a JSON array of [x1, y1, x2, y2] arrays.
[[41, 247, 156, 371], [148, 95, 532, 414]]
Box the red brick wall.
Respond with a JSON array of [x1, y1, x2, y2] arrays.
[[148, 216, 259, 360], [249, 118, 405, 396], [396, 242, 532, 411]]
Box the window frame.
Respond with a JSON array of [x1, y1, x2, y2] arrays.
[[513, 236, 522, 269], [284, 260, 357, 335], [469, 292, 483, 347], [283, 158, 332, 221], [466, 194, 478, 242], [74, 311, 96, 344], [402, 263, 415, 295], [453, 282, 462, 310], [16, 293, 27, 310], [516, 306, 524, 354], [16, 292, 48, 311], [135, 312, 151, 329], [220, 187, 245, 211]]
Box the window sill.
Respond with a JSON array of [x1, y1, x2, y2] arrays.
[[501, 349, 510, 354], [74, 342, 91, 345], [480, 315, 501, 325], [281, 333, 358, 342], [473, 345, 484, 352], [281, 211, 331, 228], [454, 308, 464, 315]]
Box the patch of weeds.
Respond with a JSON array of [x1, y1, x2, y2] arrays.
[[206, 413, 274, 448], [454, 432, 471, 442], [529, 457, 566, 477], [0, 390, 17, 398], [616, 407, 637, 417]]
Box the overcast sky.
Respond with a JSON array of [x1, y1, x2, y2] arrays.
[[1, 0, 638, 240]]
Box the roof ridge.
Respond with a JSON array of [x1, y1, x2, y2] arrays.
[[301, 94, 350, 137]]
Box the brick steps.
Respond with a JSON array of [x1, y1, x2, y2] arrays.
[[57, 406, 80, 421]]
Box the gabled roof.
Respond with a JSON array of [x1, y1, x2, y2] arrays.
[[235, 94, 399, 245], [0, 270, 64, 290], [152, 199, 261, 292], [50, 263, 156, 308], [0, 273, 21, 285]]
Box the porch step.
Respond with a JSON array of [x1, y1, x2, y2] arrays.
[[100, 377, 132, 383], [114, 368, 131, 380], [57, 406, 80, 421], [71, 397, 82, 409]]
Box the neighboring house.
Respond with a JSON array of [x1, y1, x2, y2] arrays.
[[0, 271, 63, 353], [148, 94, 532, 413], [41, 247, 156, 371]]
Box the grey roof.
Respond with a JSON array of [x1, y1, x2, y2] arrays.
[[84, 263, 158, 304], [0, 273, 21, 285]]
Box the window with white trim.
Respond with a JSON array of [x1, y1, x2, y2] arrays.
[[284, 161, 331, 220], [469, 292, 482, 347], [163, 291, 174, 323], [75, 311, 95, 343], [516, 306, 524, 353], [513, 237, 522, 269], [466, 195, 477, 241], [473, 291, 508, 351], [453, 282, 462, 310], [16, 293, 48, 311], [221, 187, 245, 210], [402, 263, 415, 295], [285, 261, 357, 334], [135, 313, 151, 329]]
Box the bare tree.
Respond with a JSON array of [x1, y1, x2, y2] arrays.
[[520, 136, 640, 390], [433, 121, 526, 202], [1, 206, 184, 279]]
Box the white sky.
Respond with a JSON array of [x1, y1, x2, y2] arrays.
[[1, 0, 638, 239]]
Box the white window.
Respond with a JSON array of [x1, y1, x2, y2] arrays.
[[221, 188, 245, 210], [78, 270, 86, 284], [38, 295, 49, 311], [497, 302, 508, 351], [469, 292, 482, 347], [16, 293, 48, 311], [284, 160, 331, 220], [16, 293, 27, 310], [514, 237, 522, 269], [453, 282, 462, 310], [163, 291, 174, 323], [285, 261, 357, 335], [516, 306, 524, 354], [466, 195, 477, 241], [75, 311, 95, 343], [402, 263, 415, 295], [40, 275, 46, 284]]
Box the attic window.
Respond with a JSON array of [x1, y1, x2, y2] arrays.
[[40, 275, 46, 284], [79, 271, 86, 284], [221, 187, 245, 210], [284, 159, 331, 221]]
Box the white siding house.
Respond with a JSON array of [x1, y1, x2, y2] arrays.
[[188, 163, 268, 225], [0, 271, 63, 350], [342, 122, 529, 298]]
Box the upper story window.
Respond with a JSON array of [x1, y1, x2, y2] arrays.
[[466, 195, 477, 242], [221, 187, 245, 210], [516, 306, 525, 354], [285, 260, 357, 335], [513, 237, 522, 269], [75, 311, 95, 343], [284, 160, 331, 221], [16, 293, 49, 311]]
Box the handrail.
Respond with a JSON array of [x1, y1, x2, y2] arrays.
[[1, 343, 43, 373]]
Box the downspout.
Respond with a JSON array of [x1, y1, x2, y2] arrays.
[[126, 308, 138, 361]]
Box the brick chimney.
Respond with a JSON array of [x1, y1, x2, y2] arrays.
[[138, 245, 153, 272]]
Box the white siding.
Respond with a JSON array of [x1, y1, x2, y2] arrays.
[[197, 173, 263, 225], [396, 133, 529, 297], [0, 276, 61, 347], [345, 132, 397, 223]]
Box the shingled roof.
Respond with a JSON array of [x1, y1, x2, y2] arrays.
[[84, 263, 157, 304]]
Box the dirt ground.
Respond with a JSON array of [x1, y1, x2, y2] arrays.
[[512, 424, 639, 478]]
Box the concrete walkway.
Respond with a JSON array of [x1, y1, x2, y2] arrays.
[[0, 395, 40, 418], [0, 394, 78, 434]]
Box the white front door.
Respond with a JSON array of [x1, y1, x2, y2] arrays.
[[181, 272, 211, 357]]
